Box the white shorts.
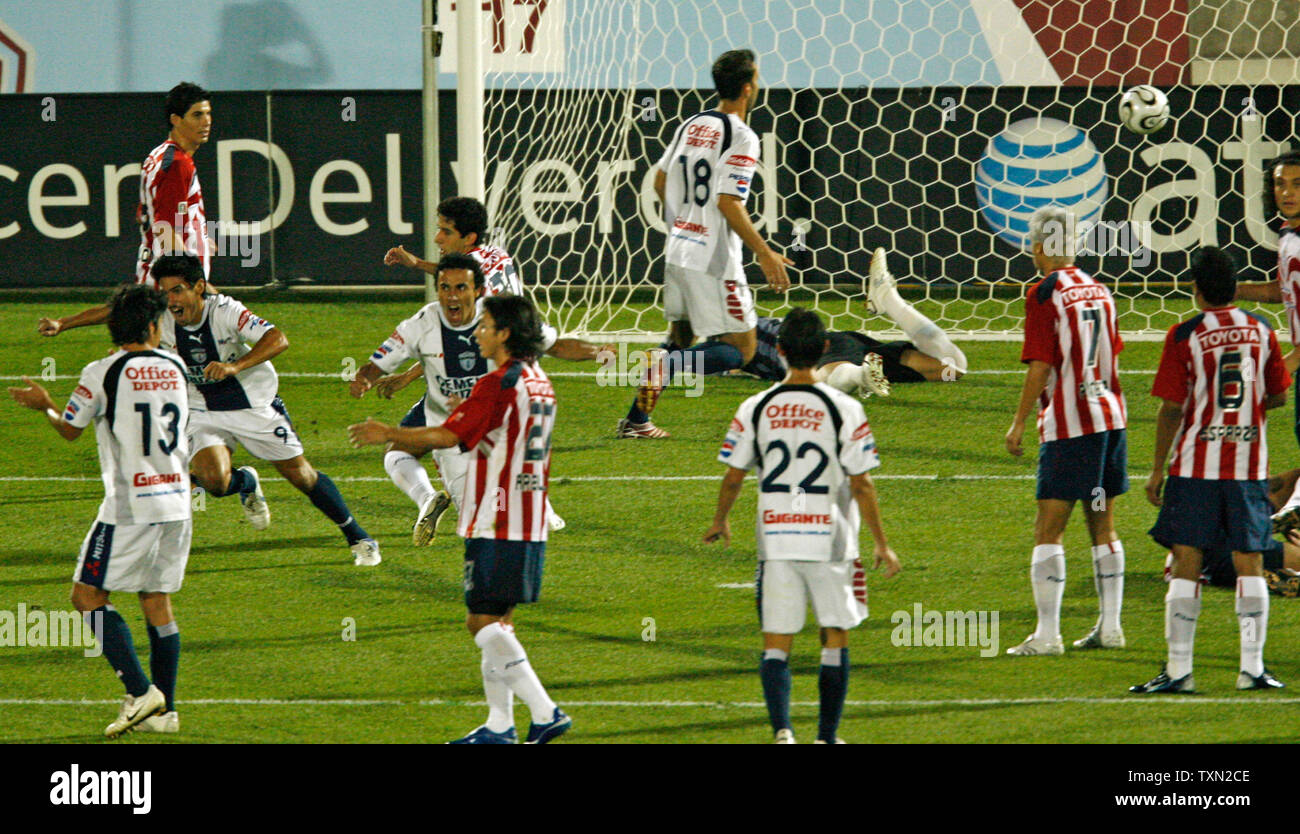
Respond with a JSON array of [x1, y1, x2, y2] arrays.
[[757, 559, 868, 634], [662, 263, 756, 339], [190, 398, 304, 462], [74, 519, 192, 594]]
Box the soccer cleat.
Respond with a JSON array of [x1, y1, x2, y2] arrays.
[[133, 711, 179, 734], [773, 728, 796, 744], [1264, 568, 1300, 598], [866, 247, 897, 316], [524, 707, 572, 744], [615, 418, 670, 439], [104, 685, 166, 739], [413, 491, 452, 546], [1129, 667, 1195, 694], [547, 507, 567, 532], [238, 466, 271, 530], [857, 353, 892, 398], [1270, 505, 1300, 537], [635, 348, 669, 415], [1073, 624, 1126, 649], [1006, 634, 1064, 657], [447, 725, 518, 744], [813, 737, 847, 744], [1237, 669, 1285, 691], [351, 538, 382, 567]]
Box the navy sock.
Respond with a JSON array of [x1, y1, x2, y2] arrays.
[[90, 606, 150, 697], [209, 467, 253, 498], [147, 622, 181, 712], [626, 340, 743, 422], [307, 472, 370, 544], [817, 649, 850, 742], [760, 655, 792, 733]]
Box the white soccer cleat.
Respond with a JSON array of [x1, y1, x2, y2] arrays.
[[133, 711, 179, 734], [238, 466, 271, 530], [351, 538, 382, 567], [1006, 634, 1064, 657], [547, 506, 567, 532], [867, 247, 897, 316], [813, 737, 847, 744], [857, 354, 892, 398], [413, 491, 452, 546], [104, 685, 166, 739], [773, 728, 796, 744], [1073, 624, 1125, 649], [615, 418, 670, 439]]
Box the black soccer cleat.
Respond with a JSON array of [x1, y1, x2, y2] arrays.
[[1129, 667, 1195, 694], [1237, 669, 1285, 691]]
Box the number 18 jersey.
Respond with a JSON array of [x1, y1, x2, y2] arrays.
[[655, 110, 759, 279], [719, 383, 880, 562]]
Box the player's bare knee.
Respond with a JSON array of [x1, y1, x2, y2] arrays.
[[275, 457, 316, 492], [71, 583, 106, 612]]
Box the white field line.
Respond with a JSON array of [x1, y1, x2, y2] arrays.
[[2, 697, 1299, 707], [1, 369, 1156, 382]]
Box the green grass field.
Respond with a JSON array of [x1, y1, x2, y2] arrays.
[[3, 298, 1299, 744]]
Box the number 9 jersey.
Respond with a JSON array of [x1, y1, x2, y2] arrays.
[[719, 382, 879, 562]]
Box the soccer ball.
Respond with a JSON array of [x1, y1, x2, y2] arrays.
[[1118, 85, 1170, 135]]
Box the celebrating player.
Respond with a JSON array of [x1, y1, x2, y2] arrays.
[[703, 308, 900, 744], [37, 82, 213, 337], [349, 294, 571, 744], [153, 254, 381, 566], [1133, 247, 1291, 694], [10, 285, 190, 737], [383, 196, 522, 295], [618, 48, 792, 439], [1005, 206, 1128, 657]]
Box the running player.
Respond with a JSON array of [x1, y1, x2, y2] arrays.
[[703, 308, 901, 744], [10, 284, 190, 737], [153, 254, 381, 566], [618, 48, 792, 439], [349, 294, 571, 744], [1005, 206, 1128, 656], [1133, 247, 1290, 694]]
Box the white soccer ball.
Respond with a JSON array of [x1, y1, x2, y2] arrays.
[[1118, 85, 1170, 135]]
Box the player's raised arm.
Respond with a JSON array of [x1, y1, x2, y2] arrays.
[[384, 244, 438, 275], [38, 304, 111, 337], [8, 377, 83, 441]]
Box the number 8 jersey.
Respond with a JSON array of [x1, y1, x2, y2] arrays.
[[719, 382, 879, 562], [62, 349, 191, 525], [656, 109, 759, 279]]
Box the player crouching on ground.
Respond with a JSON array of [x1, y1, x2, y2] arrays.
[[349, 295, 571, 744], [10, 285, 190, 737], [704, 308, 901, 744], [153, 255, 381, 566], [1134, 247, 1291, 694]]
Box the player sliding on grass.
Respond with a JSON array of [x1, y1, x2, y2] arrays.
[[705, 308, 900, 744], [349, 294, 571, 744], [1005, 206, 1128, 657]]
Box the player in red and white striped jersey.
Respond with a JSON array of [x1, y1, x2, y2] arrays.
[[1005, 206, 1129, 657], [1136, 247, 1291, 694], [348, 294, 570, 744]]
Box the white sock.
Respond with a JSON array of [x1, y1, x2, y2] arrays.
[[825, 363, 861, 394], [1030, 544, 1065, 640], [1092, 541, 1124, 633], [1165, 578, 1201, 679], [878, 288, 968, 374], [1236, 576, 1269, 677], [475, 622, 556, 721], [383, 450, 436, 509], [763, 648, 789, 662], [480, 654, 515, 733]]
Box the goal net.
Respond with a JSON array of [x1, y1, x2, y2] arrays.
[[453, 0, 1299, 341]]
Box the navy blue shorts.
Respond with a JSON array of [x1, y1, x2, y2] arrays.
[[464, 538, 545, 615], [817, 331, 926, 384], [1036, 428, 1129, 501], [400, 394, 427, 428], [1149, 476, 1273, 553]]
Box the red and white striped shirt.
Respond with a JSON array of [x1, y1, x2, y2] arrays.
[[1021, 266, 1126, 442], [137, 139, 209, 286], [1153, 307, 1290, 481], [444, 359, 555, 541], [1276, 226, 1300, 345]]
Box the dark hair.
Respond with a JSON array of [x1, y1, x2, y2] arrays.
[[1190, 246, 1237, 306], [437, 196, 489, 245], [150, 254, 206, 288], [712, 49, 757, 101], [777, 308, 826, 369], [107, 283, 168, 346], [482, 294, 544, 360], [166, 82, 210, 131], [1263, 150, 1300, 218], [435, 252, 485, 289]]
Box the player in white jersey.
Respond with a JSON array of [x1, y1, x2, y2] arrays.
[[383, 196, 522, 295], [151, 255, 381, 566], [618, 49, 792, 439], [10, 285, 190, 737], [350, 294, 571, 744], [703, 309, 901, 744]]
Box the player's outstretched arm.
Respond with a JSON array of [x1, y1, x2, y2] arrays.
[[8, 377, 83, 441], [204, 327, 288, 381], [347, 417, 457, 450], [1236, 282, 1283, 304], [703, 466, 747, 546], [373, 362, 424, 399], [1146, 399, 1183, 507], [349, 361, 386, 398], [716, 194, 792, 291], [383, 245, 437, 275], [1006, 360, 1051, 457], [38, 304, 110, 337], [850, 471, 900, 577], [546, 338, 617, 363]]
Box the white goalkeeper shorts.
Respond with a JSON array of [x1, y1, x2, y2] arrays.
[[756, 559, 868, 634], [74, 518, 192, 594], [189, 399, 304, 462], [662, 263, 756, 339]]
